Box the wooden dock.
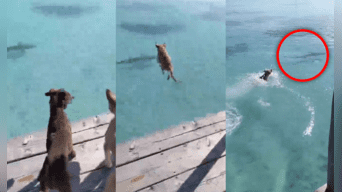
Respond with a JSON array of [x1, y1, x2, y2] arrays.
[[7, 111, 226, 192]]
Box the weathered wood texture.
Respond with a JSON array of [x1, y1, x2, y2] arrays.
[[7, 112, 114, 163], [7, 111, 226, 192]]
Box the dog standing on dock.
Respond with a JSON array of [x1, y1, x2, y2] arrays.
[[155, 43, 181, 83], [103, 89, 116, 192], [37, 88, 76, 192], [104, 89, 116, 168]]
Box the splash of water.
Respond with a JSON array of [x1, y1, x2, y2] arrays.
[[226, 103, 243, 135], [226, 70, 284, 99], [286, 88, 315, 136], [258, 98, 271, 107], [226, 70, 315, 136]]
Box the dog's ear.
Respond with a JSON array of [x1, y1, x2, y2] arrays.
[[45, 92, 53, 96], [45, 89, 57, 96]]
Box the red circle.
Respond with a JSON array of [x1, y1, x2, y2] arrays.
[[276, 29, 329, 82]]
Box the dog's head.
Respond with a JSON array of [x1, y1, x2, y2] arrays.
[[155, 43, 166, 49], [45, 89, 74, 109], [106, 89, 116, 114]]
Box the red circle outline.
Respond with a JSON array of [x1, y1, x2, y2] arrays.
[[276, 29, 329, 82]]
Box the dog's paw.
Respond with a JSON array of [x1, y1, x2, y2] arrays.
[[68, 150, 76, 161], [105, 160, 113, 168]]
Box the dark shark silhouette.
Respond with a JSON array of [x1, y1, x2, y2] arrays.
[[226, 43, 249, 58], [287, 52, 326, 59], [116, 55, 156, 64], [7, 42, 36, 52], [116, 55, 157, 70], [284, 52, 326, 65], [7, 42, 36, 60]]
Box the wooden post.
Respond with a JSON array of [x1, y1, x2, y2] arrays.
[[326, 93, 334, 191], [314, 93, 334, 192]]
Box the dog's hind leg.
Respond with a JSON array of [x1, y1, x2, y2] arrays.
[[38, 156, 49, 182], [68, 150, 76, 161], [51, 155, 73, 192], [38, 157, 50, 192], [104, 142, 113, 168], [39, 181, 49, 192], [104, 172, 116, 192], [110, 140, 116, 166], [170, 72, 181, 83]]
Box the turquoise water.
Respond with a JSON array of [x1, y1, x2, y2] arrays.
[[226, 0, 334, 192], [7, 0, 116, 139], [116, 0, 225, 144]]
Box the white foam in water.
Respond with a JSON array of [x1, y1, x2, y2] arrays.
[[286, 88, 315, 136], [226, 70, 284, 99], [303, 102, 315, 136], [226, 70, 315, 136], [258, 98, 271, 107], [226, 103, 243, 135]]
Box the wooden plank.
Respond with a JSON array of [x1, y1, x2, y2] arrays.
[[116, 131, 226, 191], [117, 121, 225, 166], [117, 111, 226, 165], [8, 111, 225, 179], [7, 112, 114, 162], [7, 161, 111, 192], [7, 137, 105, 180], [7, 111, 225, 192], [8, 156, 225, 192], [137, 156, 225, 192], [8, 117, 225, 180]]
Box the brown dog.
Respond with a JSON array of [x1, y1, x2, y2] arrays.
[[37, 89, 75, 192], [104, 89, 116, 168], [155, 43, 181, 83], [104, 169, 116, 192], [103, 89, 116, 192]]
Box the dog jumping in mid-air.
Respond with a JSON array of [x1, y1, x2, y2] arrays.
[[155, 43, 181, 83]]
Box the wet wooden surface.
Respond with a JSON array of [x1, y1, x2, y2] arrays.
[[7, 111, 226, 192]]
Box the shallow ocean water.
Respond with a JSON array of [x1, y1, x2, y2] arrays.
[[226, 0, 333, 191], [7, 0, 116, 139], [116, 0, 225, 144]]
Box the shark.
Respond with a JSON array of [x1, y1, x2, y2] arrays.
[[7, 42, 36, 60], [283, 52, 326, 65], [116, 55, 156, 64]]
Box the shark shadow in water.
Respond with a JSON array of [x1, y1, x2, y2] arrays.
[[120, 23, 185, 35], [7, 42, 36, 60], [116, 55, 157, 70], [284, 52, 326, 65], [31, 5, 100, 18], [226, 43, 249, 58]]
